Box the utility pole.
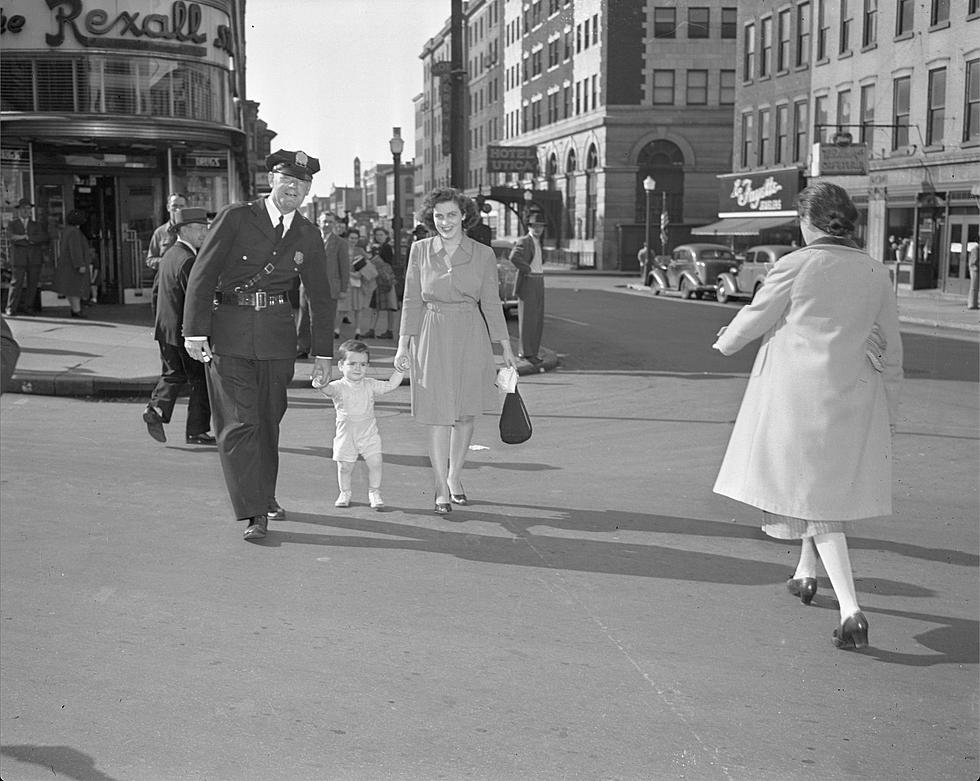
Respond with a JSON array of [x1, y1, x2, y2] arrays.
[[450, 0, 465, 188]]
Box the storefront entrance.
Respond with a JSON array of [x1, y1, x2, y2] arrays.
[[943, 215, 980, 297]]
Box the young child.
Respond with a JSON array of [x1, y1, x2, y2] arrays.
[[312, 339, 404, 510]]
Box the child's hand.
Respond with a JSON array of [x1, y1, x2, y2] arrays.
[[312, 376, 326, 389]]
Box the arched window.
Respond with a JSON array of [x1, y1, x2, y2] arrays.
[[585, 144, 598, 240], [546, 153, 558, 190], [635, 139, 684, 224], [564, 149, 577, 242]]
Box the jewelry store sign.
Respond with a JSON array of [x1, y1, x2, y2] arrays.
[[487, 145, 539, 174], [718, 168, 802, 218]]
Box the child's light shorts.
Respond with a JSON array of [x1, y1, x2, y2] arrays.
[[333, 418, 383, 462]]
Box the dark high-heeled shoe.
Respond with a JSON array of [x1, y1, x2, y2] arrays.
[[833, 611, 869, 650], [786, 577, 818, 606], [434, 502, 452, 515]]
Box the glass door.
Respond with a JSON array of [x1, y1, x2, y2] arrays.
[[944, 216, 979, 296]]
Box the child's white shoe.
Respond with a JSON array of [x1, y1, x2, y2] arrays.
[[368, 489, 384, 510], [335, 490, 352, 508]]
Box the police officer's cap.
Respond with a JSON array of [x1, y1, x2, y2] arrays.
[[173, 207, 209, 228], [266, 149, 320, 181]]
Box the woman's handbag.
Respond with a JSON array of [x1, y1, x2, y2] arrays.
[[497, 367, 532, 444]]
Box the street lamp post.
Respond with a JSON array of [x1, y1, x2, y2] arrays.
[[389, 127, 404, 266], [643, 176, 656, 279]]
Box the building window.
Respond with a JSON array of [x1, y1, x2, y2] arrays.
[[775, 104, 789, 164], [758, 108, 771, 165], [759, 17, 772, 77], [859, 83, 875, 142], [585, 145, 598, 240], [816, 0, 829, 60], [966, 59, 980, 142], [591, 74, 597, 108], [654, 8, 676, 38], [688, 7, 709, 38], [793, 99, 809, 161], [930, 0, 949, 26], [720, 70, 735, 104], [740, 111, 754, 167], [583, 18, 590, 48], [563, 85, 572, 118], [896, 0, 913, 36], [814, 94, 829, 142], [575, 81, 581, 114], [840, 0, 852, 53], [532, 98, 542, 129], [777, 10, 792, 71], [592, 13, 599, 44], [837, 89, 851, 135], [532, 50, 542, 77], [547, 92, 558, 124], [892, 76, 911, 148], [653, 70, 675, 105], [582, 78, 589, 112], [548, 39, 559, 68], [686, 70, 708, 105], [926, 67, 946, 145], [743, 23, 756, 80], [564, 30, 573, 60], [797, 3, 811, 67], [721, 7, 737, 38], [576, 23, 582, 52], [863, 0, 878, 47]]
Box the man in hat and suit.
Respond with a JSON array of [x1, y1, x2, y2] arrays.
[[143, 207, 215, 446], [297, 211, 349, 356], [5, 197, 50, 316], [508, 212, 547, 365], [183, 150, 333, 542]]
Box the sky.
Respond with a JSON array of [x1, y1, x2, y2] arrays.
[[244, 0, 452, 197]]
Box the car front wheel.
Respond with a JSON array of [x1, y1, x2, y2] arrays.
[[716, 285, 730, 304], [679, 278, 694, 300]]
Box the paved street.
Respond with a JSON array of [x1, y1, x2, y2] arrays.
[[1, 278, 977, 780]]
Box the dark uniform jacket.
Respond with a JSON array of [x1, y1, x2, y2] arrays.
[[183, 199, 332, 359], [154, 239, 196, 346], [508, 234, 538, 298]]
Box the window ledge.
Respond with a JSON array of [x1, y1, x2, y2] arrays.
[[861, 43, 878, 53], [815, 57, 830, 67], [838, 50, 853, 60], [928, 21, 951, 33], [893, 32, 914, 43], [922, 144, 945, 154], [960, 139, 980, 149]]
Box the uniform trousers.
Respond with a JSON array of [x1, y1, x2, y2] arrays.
[[296, 282, 337, 355], [207, 354, 294, 519], [518, 274, 545, 359], [150, 341, 211, 436]]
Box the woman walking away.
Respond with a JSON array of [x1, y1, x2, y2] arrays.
[[54, 210, 92, 318], [394, 187, 518, 514], [712, 182, 903, 651]]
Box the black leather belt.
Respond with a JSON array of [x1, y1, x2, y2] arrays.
[[215, 291, 290, 310]]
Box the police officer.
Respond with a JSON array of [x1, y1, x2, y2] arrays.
[[183, 150, 333, 541]]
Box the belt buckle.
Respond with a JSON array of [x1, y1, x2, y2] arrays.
[[254, 291, 267, 310]]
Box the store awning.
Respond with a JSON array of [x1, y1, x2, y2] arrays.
[[691, 215, 797, 236]]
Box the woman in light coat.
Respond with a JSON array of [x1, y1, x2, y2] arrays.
[[713, 182, 903, 651]]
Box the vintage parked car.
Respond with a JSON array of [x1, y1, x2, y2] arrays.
[[644, 243, 737, 300], [715, 244, 795, 303], [491, 238, 519, 317]]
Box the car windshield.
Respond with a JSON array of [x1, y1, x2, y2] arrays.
[[700, 250, 734, 260]]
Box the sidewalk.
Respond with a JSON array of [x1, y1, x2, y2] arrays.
[[2, 274, 975, 398], [1, 304, 558, 398]]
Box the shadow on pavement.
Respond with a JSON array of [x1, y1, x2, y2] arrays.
[[0, 744, 120, 781]]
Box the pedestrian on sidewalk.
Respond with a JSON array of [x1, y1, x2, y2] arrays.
[[347, 228, 377, 339], [183, 149, 334, 542], [143, 207, 215, 446], [313, 339, 403, 511], [394, 187, 518, 514], [966, 240, 979, 311], [367, 247, 397, 339], [146, 193, 187, 311], [297, 211, 349, 357], [5, 197, 49, 317], [712, 182, 903, 651], [508, 212, 546, 365], [53, 210, 92, 319]]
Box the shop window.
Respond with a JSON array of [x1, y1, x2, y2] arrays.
[[37, 60, 75, 112], [0, 60, 35, 111]]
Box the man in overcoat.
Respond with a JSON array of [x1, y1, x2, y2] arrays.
[[143, 207, 214, 446], [508, 213, 546, 364], [5, 197, 49, 316], [183, 150, 333, 541], [297, 211, 349, 356]]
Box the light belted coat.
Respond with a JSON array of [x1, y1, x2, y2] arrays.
[[713, 239, 903, 521]]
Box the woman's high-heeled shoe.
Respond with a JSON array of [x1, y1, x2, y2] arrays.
[[786, 577, 818, 606], [833, 611, 869, 650], [434, 502, 452, 515], [449, 484, 467, 505]]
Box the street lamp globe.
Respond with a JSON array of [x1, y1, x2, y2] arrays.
[[643, 176, 656, 192], [389, 128, 405, 157]]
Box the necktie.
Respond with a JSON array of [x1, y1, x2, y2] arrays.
[[274, 215, 284, 243]]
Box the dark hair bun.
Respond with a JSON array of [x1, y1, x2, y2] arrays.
[[826, 214, 854, 237]]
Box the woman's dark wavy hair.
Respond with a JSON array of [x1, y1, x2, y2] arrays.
[[796, 182, 859, 237], [416, 187, 480, 232]]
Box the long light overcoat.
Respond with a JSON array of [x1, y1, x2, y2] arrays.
[[713, 239, 903, 521]]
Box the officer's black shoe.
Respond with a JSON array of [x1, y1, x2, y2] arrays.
[[243, 516, 268, 541], [142, 406, 166, 443], [185, 433, 216, 445], [267, 500, 286, 521]]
